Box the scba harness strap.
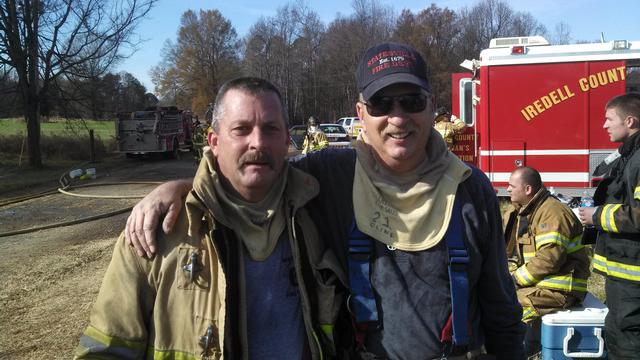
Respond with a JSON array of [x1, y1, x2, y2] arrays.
[[445, 198, 471, 346], [347, 197, 470, 350]]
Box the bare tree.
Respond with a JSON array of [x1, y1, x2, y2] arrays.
[[455, 0, 546, 61], [287, 4, 324, 121], [510, 12, 547, 38], [0, 0, 157, 167], [152, 9, 240, 116], [318, 17, 363, 120], [394, 4, 460, 108], [309, 0, 396, 121], [243, 2, 327, 123], [151, 39, 186, 106], [351, 0, 395, 47], [548, 21, 572, 45], [0, 65, 20, 117], [243, 19, 276, 80]]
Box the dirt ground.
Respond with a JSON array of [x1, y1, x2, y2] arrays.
[[0, 154, 198, 359]]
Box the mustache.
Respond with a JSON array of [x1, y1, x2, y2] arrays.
[[383, 124, 416, 136], [239, 151, 275, 169]]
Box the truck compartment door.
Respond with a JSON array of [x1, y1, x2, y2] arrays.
[[488, 140, 525, 185]]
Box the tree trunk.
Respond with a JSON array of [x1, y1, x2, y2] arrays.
[[25, 96, 42, 168], [26, 0, 42, 168]]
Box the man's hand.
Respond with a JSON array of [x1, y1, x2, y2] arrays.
[[125, 179, 193, 258], [578, 206, 596, 226]]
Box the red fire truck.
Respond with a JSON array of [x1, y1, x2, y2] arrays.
[[116, 106, 194, 158], [450, 36, 640, 197]]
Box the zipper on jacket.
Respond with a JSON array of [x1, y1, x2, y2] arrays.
[[288, 201, 323, 360]]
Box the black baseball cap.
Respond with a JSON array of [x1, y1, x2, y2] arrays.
[[356, 42, 431, 101]]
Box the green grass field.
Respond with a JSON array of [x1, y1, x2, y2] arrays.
[[0, 117, 116, 140]]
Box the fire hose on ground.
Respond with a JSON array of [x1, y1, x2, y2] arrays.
[[0, 168, 162, 238]]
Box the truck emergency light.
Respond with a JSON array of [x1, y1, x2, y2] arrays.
[[511, 45, 526, 55]]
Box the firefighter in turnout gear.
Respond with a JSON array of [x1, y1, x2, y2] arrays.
[[579, 92, 640, 359], [433, 107, 465, 148], [191, 117, 209, 163], [504, 166, 591, 357], [75, 78, 346, 359], [301, 116, 328, 154]]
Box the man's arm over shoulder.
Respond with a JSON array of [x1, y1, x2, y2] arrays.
[[290, 147, 355, 178], [126, 179, 193, 257], [464, 168, 526, 359], [75, 233, 155, 359]]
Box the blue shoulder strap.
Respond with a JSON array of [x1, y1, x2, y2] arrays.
[[347, 196, 470, 346], [446, 197, 470, 346], [347, 221, 379, 323]]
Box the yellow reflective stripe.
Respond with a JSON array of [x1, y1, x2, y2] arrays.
[[635, 186, 640, 200], [567, 234, 585, 253], [600, 204, 622, 233], [82, 326, 146, 350], [515, 266, 539, 286], [535, 232, 570, 249], [77, 326, 146, 359], [523, 252, 535, 262], [567, 244, 585, 254], [148, 347, 204, 360], [537, 275, 588, 292], [592, 254, 608, 274], [522, 306, 538, 322], [592, 254, 640, 282], [320, 324, 333, 338]]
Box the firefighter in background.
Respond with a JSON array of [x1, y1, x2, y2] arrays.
[[578, 92, 640, 359], [191, 118, 210, 163], [301, 116, 328, 154], [503, 166, 590, 357], [192, 104, 213, 163], [433, 107, 465, 148]]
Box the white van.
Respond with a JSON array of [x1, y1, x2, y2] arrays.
[[336, 117, 362, 138]]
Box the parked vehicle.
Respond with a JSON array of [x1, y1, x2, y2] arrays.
[[319, 124, 351, 148], [449, 36, 640, 197], [289, 125, 307, 150], [116, 106, 193, 158], [336, 116, 362, 138]]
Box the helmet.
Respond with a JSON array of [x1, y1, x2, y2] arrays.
[[308, 116, 317, 126], [435, 107, 450, 117]]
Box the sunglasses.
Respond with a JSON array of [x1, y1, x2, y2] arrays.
[[362, 93, 428, 116]]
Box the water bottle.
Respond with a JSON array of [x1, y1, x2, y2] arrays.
[[580, 190, 594, 208]]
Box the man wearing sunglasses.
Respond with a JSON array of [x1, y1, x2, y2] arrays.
[[124, 42, 525, 359]]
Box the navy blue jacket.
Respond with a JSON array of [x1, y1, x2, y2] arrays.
[[292, 148, 525, 359]]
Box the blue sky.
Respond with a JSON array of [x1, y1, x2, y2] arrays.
[[117, 0, 640, 92]]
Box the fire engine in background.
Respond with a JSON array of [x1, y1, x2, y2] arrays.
[[116, 106, 194, 158], [450, 36, 640, 197]]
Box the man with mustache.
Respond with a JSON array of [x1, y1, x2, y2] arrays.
[[75, 77, 345, 359], [125, 43, 525, 359]]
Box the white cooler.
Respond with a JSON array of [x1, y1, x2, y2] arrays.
[[541, 293, 608, 359]]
